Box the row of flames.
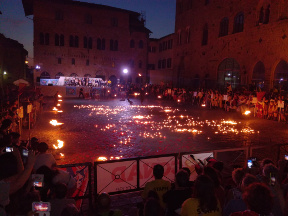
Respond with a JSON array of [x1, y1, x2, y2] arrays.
[[50, 94, 64, 158]]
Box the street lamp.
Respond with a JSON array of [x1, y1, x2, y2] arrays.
[[123, 68, 128, 74], [3, 71, 7, 75]]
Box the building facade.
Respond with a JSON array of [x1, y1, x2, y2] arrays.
[[148, 34, 174, 85], [174, 0, 288, 90], [0, 33, 28, 84], [22, 0, 150, 86]]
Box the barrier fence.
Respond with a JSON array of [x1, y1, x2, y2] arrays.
[[57, 143, 288, 211]]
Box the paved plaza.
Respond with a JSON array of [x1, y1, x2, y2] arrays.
[[25, 97, 288, 165]]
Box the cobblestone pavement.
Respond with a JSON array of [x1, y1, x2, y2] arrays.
[[23, 97, 288, 165]]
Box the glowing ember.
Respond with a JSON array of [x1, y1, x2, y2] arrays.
[[201, 104, 206, 107], [158, 95, 162, 99], [53, 140, 64, 149], [49, 120, 64, 126], [60, 153, 65, 157], [57, 104, 61, 107], [97, 156, 108, 161], [58, 99, 63, 102]]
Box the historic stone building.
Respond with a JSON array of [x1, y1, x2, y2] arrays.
[[0, 33, 28, 84], [22, 0, 150, 85], [148, 34, 174, 85], [174, 0, 288, 90]]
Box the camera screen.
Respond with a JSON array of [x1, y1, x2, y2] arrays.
[[23, 149, 28, 157], [33, 203, 49, 211], [33, 181, 43, 187], [247, 160, 253, 168], [285, 155, 288, 161], [5, 147, 13, 152]]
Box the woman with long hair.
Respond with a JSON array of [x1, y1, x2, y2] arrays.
[[181, 175, 221, 216]]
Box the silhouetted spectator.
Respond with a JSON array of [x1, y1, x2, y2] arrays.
[[95, 192, 122, 216], [34, 142, 56, 171]]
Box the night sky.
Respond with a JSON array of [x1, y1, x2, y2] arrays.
[[0, 0, 176, 64]]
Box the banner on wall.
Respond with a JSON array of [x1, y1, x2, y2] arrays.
[[40, 79, 59, 86], [66, 86, 77, 96], [96, 155, 176, 194], [58, 76, 105, 86], [59, 165, 90, 209]]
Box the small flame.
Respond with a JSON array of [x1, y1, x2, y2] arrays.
[[50, 120, 64, 126], [57, 110, 63, 113], [52, 107, 58, 111], [97, 156, 108, 161], [58, 99, 62, 102], [244, 110, 251, 115], [53, 140, 64, 149], [57, 104, 61, 107], [201, 104, 206, 107], [60, 153, 65, 157], [58, 95, 62, 98]]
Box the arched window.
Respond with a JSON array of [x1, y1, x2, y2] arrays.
[[101, 38, 105, 50], [139, 40, 144, 49], [202, 23, 208, 45], [40, 71, 50, 79], [69, 35, 74, 47], [114, 40, 118, 51], [88, 37, 92, 49], [45, 33, 49, 45], [130, 40, 135, 48], [97, 38, 101, 50], [110, 39, 114, 51], [72, 58, 75, 65], [84, 74, 91, 77], [233, 12, 244, 33], [55, 72, 64, 79], [40, 33, 44, 45], [259, 7, 264, 24], [70, 73, 78, 77], [84, 37, 88, 48], [75, 36, 79, 47], [60, 34, 64, 46], [219, 17, 229, 37], [264, 5, 270, 24], [55, 34, 59, 46]]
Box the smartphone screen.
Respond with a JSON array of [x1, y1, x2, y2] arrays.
[[247, 159, 253, 168], [33, 181, 43, 187], [32, 202, 50, 212], [270, 176, 276, 186]]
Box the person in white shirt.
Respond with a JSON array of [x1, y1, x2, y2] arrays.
[[34, 142, 56, 171]]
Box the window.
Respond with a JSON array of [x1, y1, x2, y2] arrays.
[[110, 39, 114, 51], [202, 24, 208, 45], [45, 33, 49, 45], [40, 33, 44, 45], [233, 12, 244, 33], [69, 35, 74, 47], [84, 37, 88, 48], [55, 10, 63, 20], [162, 59, 166, 69], [158, 60, 162, 69], [55, 34, 59, 46], [88, 37, 92, 49], [168, 39, 173, 49], [130, 40, 135, 48], [70, 73, 78, 77], [112, 17, 118, 27], [159, 43, 162, 52], [58, 58, 62, 64], [97, 38, 101, 50], [219, 17, 229, 37], [263, 5, 270, 24], [75, 36, 79, 47], [84, 74, 91, 77], [167, 58, 172, 68], [177, 30, 181, 45], [85, 14, 92, 24], [186, 27, 191, 43], [40, 71, 50, 79], [114, 40, 118, 51], [60, 34, 64, 46], [139, 40, 144, 49], [259, 7, 264, 24], [101, 38, 105, 50], [139, 60, 142, 68], [86, 59, 89, 66], [55, 72, 64, 79], [72, 58, 75, 65]]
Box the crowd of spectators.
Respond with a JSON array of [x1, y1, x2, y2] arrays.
[[139, 157, 288, 216]]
